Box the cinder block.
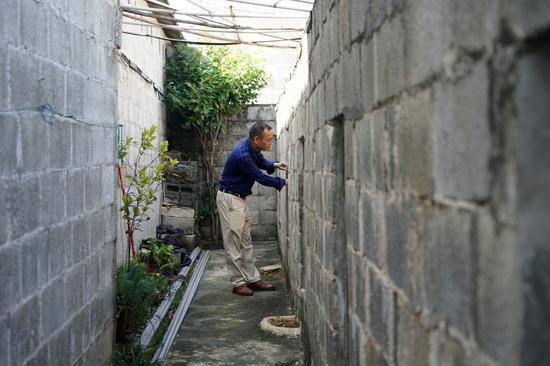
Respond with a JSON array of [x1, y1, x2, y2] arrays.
[[40, 276, 67, 339], [366, 0, 387, 37], [0, 181, 8, 246], [20, 0, 47, 56], [433, 63, 490, 201], [421, 207, 473, 336], [85, 167, 101, 212], [10, 296, 40, 366], [65, 265, 84, 315], [342, 46, 363, 120], [6, 176, 40, 240], [503, 0, 550, 39], [40, 170, 66, 226], [0, 0, 19, 46], [66, 72, 86, 121], [0, 48, 8, 109], [350, 0, 368, 41], [161, 206, 195, 235], [67, 169, 85, 218], [48, 324, 71, 366], [20, 113, 50, 173], [374, 15, 405, 103], [72, 215, 90, 265], [21, 231, 48, 298], [360, 38, 376, 113], [70, 305, 90, 362], [395, 298, 429, 366], [47, 222, 72, 280], [49, 119, 72, 169], [0, 114, 18, 175], [49, 12, 71, 66], [369, 269, 392, 351], [9, 48, 41, 109], [395, 89, 434, 197], [72, 123, 91, 167], [0, 242, 22, 313], [403, 0, 446, 86], [100, 164, 115, 207]]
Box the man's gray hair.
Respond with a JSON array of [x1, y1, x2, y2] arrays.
[[249, 122, 273, 140]]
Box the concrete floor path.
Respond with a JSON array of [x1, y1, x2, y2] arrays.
[[164, 241, 304, 366]]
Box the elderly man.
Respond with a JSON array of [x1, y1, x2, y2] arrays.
[[217, 122, 288, 296]]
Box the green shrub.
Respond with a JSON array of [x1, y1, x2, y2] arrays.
[[139, 238, 176, 274]]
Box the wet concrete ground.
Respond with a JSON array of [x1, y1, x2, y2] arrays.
[[164, 241, 304, 366]]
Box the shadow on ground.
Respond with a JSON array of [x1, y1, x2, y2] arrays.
[[165, 241, 304, 366]]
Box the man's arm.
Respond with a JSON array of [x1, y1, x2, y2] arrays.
[[242, 153, 285, 190], [257, 153, 277, 175]]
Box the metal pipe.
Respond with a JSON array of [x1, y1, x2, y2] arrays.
[[223, 0, 312, 12], [119, 5, 309, 18], [139, 248, 201, 348], [152, 251, 211, 362]]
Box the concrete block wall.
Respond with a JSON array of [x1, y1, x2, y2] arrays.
[[276, 0, 550, 365], [0, 0, 119, 365], [116, 0, 171, 263], [216, 105, 280, 240]]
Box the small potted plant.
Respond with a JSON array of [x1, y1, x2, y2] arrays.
[[139, 238, 177, 275]]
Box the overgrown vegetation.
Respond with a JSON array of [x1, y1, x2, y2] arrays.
[[165, 45, 268, 239]]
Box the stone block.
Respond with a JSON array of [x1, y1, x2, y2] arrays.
[[0, 48, 7, 109], [395, 89, 434, 197], [0, 316, 8, 366], [10, 296, 40, 366], [370, 109, 387, 192], [161, 206, 195, 235], [6, 176, 40, 240], [433, 63, 490, 201], [40, 170, 66, 226], [0, 114, 18, 175], [374, 15, 405, 103], [247, 105, 276, 121], [421, 207, 473, 336], [70, 305, 90, 363], [448, 0, 498, 51], [366, 0, 387, 37], [345, 180, 359, 250], [84, 255, 100, 304]]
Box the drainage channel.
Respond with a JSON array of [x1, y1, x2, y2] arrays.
[[140, 247, 202, 348], [152, 250, 212, 363]]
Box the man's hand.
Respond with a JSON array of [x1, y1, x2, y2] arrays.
[[274, 162, 288, 171]]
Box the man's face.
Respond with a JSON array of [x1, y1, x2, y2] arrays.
[[253, 129, 274, 151]]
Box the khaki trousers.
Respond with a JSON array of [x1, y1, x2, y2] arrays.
[[216, 190, 261, 287]]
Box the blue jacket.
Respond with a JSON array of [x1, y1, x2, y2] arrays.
[[219, 138, 285, 197]]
